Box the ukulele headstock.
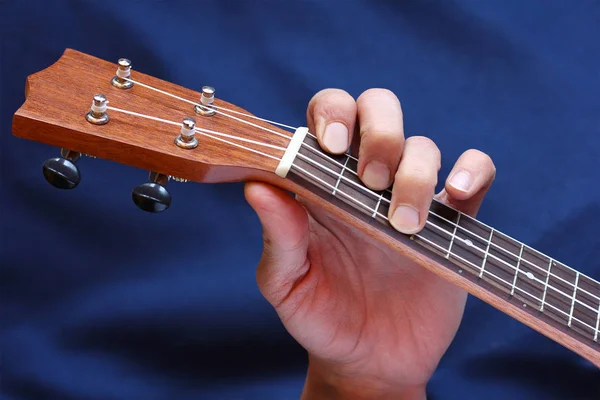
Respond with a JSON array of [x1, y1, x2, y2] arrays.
[[12, 49, 294, 211]]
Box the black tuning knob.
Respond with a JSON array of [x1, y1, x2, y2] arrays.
[[42, 149, 81, 189], [132, 172, 171, 212]]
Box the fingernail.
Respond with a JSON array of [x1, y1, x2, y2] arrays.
[[322, 122, 348, 153], [362, 161, 390, 189], [449, 170, 472, 192], [390, 205, 420, 233]]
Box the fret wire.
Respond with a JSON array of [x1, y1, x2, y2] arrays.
[[290, 163, 384, 220], [456, 210, 600, 293], [417, 234, 549, 307], [479, 228, 494, 278], [129, 76, 373, 204], [510, 244, 525, 296], [289, 111, 600, 331], [446, 213, 460, 259], [332, 155, 350, 196], [126, 75, 375, 207], [307, 141, 599, 301], [293, 152, 596, 314], [116, 101, 598, 328], [126, 74, 600, 308], [291, 161, 393, 226], [414, 233, 598, 333], [423, 216, 600, 315], [595, 303, 600, 342], [568, 272, 580, 328], [122, 76, 600, 332], [301, 138, 600, 309], [540, 258, 554, 312], [545, 275, 596, 314], [216, 72, 600, 300], [300, 138, 356, 174], [296, 152, 379, 200], [428, 209, 600, 303], [291, 158, 600, 323], [292, 163, 600, 332], [372, 191, 385, 218], [302, 136, 600, 303]]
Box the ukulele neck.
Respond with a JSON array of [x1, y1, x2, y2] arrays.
[[287, 134, 600, 367]]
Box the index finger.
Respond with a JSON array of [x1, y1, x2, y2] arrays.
[[306, 89, 357, 154]]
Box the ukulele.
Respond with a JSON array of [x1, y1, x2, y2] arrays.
[[12, 48, 600, 369]]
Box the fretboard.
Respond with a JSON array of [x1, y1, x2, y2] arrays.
[[288, 134, 600, 356]]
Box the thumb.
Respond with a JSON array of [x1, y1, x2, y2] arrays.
[[244, 182, 311, 308]]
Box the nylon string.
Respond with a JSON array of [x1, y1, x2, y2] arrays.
[[290, 161, 599, 331], [123, 76, 600, 299], [109, 77, 600, 305], [106, 106, 283, 161], [104, 104, 600, 330], [124, 77, 358, 171]]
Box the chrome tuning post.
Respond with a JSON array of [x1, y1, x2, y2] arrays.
[[175, 117, 199, 149], [131, 172, 171, 213], [194, 86, 216, 116], [111, 58, 134, 89], [85, 94, 110, 125]]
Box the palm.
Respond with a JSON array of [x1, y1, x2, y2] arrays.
[[246, 88, 495, 396], [273, 199, 467, 386]]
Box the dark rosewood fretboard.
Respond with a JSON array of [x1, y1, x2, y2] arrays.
[[288, 134, 600, 356]]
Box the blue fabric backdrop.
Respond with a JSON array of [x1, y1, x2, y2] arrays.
[[1, 1, 600, 399]]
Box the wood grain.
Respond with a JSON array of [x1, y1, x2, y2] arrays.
[[12, 49, 600, 369], [13, 48, 292, 184]]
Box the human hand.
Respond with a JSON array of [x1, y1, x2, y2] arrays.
[[245, 89, 496, 399]]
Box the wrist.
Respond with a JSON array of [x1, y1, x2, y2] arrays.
[[301, 357, 427, 400]]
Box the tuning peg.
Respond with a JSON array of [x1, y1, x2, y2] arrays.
[[194, 86, 216, 116], [132, 172, 171, 212], [42, 149, 81, 189], [111, 58, 134, 89]]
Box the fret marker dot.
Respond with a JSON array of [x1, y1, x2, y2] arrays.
[[459, 269, 463, 274], [523, 304, 527, 308], [464, 239, 473, 247], [525, 272, 535, 280]]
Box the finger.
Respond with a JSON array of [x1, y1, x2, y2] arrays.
[[388, 136, 441, 234], [244, 182, 310, 307], [307, 89, 356, 154], [437, 149, 496, 217], [356, 88, 404, 190]]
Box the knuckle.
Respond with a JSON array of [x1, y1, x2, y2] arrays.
[[463, 148, 496, 175], [316, 87, 351, 98], [313, 88, 354, 105], [407, 135, 438, 152], [406, 136, 441, 166], [356, 88, 404, 141], [312, 89, 356, 120], [396, 165, 438, 189], [311, 88, 343, 102], [463, 148, 489, 160], [358, 88, 400, 105], [359, 126, 402, 142]]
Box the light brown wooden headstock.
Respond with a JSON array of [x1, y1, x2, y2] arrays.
[[12, 48, 293, 184]]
